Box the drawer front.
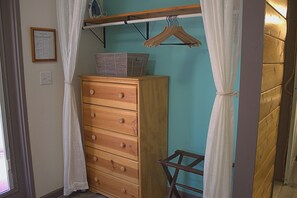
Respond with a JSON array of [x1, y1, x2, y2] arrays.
[[87, 167, 139, 198], [83, 104, 138, 136], [82, 81, 137, 111], [85, 146, 139, 184], [84, 126, 138, 161]]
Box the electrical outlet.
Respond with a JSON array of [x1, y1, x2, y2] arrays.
[[40, 71, 52, 85]]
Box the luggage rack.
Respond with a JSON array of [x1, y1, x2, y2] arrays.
[[158, 150, 204, 198]]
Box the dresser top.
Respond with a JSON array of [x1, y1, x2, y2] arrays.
[[80, 75, 168, 83]]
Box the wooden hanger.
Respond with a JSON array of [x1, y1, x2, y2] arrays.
[[144, 16, 201, 47]]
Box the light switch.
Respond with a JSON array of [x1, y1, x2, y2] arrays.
[[40, 71, 52, 85]]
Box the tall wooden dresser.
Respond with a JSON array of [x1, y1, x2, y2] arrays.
[[80, 76, 168, 198]]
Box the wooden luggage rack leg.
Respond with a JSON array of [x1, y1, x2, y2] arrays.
[[158, 150, 204, 198]]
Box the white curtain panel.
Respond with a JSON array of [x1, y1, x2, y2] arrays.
[[200, 0, 243, 197], [56, 0, 88, 195]]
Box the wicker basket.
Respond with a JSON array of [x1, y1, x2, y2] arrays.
[[95, 53, 149, 77]]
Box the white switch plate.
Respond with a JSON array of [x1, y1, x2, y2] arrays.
[[40, 71, 52, 85]]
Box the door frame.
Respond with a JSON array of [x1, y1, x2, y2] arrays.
[[232, 0, 266, 197], [0, 0, 35, 197]]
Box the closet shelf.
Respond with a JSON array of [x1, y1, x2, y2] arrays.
[[83, 4, 201, 28], [83, 4, 201, 48]]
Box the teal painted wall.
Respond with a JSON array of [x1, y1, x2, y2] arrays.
[[102, 0, 239, 195]]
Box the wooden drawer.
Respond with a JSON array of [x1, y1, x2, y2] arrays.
[[85, 146, 139, 184], [87, 167, 139, 198], [83, 104, 138, 136], [82, 81, 137, 111], [84, 126, 138, 161]]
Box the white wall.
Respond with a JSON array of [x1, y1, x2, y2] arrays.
[[19, 0, 102, 197]]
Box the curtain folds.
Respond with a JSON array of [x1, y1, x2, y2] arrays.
[[200, 0, 243, 197], [56, 0, 88, 196]]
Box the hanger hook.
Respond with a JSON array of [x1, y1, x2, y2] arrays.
[[170, 16, 174, 27], [166, 16, 170, 27], [167, 16, 172, 27], [173, 16, 178, 27]]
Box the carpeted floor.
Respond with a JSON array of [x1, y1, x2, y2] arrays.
[[58, 191, 106, 198]]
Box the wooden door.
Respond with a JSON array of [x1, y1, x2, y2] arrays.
[[252, 0, 288, 197]]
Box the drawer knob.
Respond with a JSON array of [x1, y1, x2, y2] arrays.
[[118, 92, 125, 99], [89, 89, 95, 95], [119, 118, 125, 124], [120, 166, 126, 172], [90, 112, 96, 118], [94, 177, 100, 183], [121, 188, 127, 194], [120, 142, 126, 148], [93, 156, 98, 162], [91, 135, 97, 141]]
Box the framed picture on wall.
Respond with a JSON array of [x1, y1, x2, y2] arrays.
[[30, 27, 57, 62]]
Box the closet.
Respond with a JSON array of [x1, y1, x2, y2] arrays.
[[81, 4, 201, 197]]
